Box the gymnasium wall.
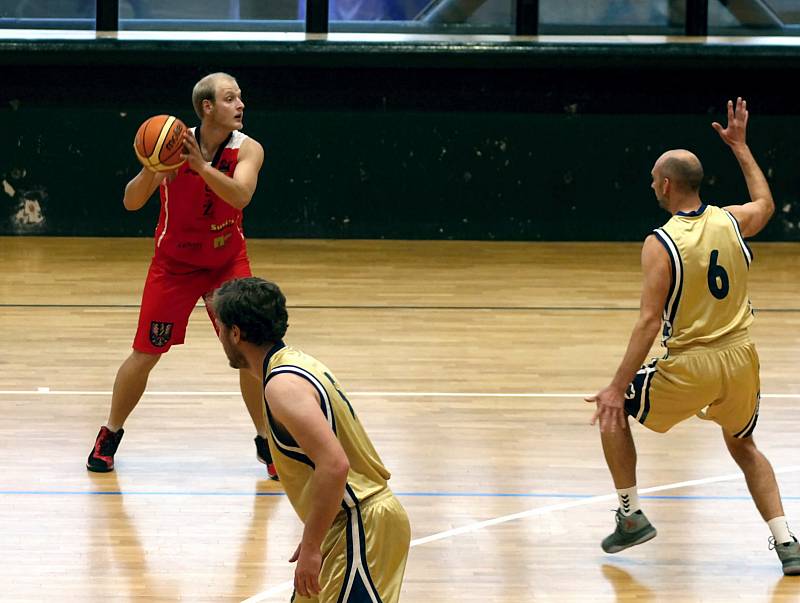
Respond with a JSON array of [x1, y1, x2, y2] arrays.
[[1, 38, 799, 241]]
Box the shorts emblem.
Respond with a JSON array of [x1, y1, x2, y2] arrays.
[[149, 321, 174, 347]]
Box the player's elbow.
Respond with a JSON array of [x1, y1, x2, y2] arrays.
[[122, 196, 143, 211], [638, 313, 662, 337], [329, 454, 350, 482], [763, 197, 775, 219], [748, 197, 775, 237], [225, 186, 253, 210], [237, 186, 256, 209]]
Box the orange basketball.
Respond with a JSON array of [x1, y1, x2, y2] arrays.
[[133, 115, 188, 172]]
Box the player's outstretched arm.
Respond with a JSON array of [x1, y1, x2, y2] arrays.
[[123, 167, 166, 211], [713, 97, 775, 238]]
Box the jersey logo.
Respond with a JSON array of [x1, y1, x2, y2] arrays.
[[213, 233, 232, 248], [661, 320, 673, 345], [149, 321, 174, 347]]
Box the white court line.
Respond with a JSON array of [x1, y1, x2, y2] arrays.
[[0, 389, 586, 397], [1, 389, 799, 399], [240, 465, 800, 603]]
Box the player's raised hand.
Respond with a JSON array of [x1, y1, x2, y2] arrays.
[[181, 129, 206, 172], [712, 97, 749, 148]]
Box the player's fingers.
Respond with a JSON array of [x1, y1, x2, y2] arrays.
[[310, 574, 321, 594], [605, 407, 621, 433], [303, 574, 316, 596], [590, 406, 600, 426], [296, 575, 308, 598], [182, 133, 198, 150]]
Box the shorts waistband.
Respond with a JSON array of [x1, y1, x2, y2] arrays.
[[338, 487, 394, 516], [358, 487, 395, 508], [666, 329, 752, 356]]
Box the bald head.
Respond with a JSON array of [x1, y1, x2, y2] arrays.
[[192, 72, 237, 120], [654, 150, 704, 193]]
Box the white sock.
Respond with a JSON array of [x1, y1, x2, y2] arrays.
[[767, 516, 793, 545], [617, 486, 641, 517]]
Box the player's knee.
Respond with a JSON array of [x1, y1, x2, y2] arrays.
[[725, 434, 758, 463], [129, 350, 162, 371]]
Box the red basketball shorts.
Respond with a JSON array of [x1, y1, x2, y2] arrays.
[[132, 247, 252, 354]]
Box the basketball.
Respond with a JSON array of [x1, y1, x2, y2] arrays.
[[133, 114, 188, 172]]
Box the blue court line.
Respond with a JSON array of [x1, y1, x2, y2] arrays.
[[4, 303, 800, 313], [1, 490, 797, 501]]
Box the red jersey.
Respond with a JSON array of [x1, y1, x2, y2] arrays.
[[153, 128, 248, 269]]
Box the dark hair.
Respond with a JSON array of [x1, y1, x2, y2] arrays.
[[212, 277, 288, 346]]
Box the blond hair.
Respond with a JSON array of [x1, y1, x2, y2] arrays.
[[191, 72, 237, 120]]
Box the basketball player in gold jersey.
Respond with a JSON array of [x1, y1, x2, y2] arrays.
[[213, 277, 411, 601], [586, 98, 799, 575]]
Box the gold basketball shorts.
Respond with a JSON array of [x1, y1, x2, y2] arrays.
[[292, 489, 411, 603], [624, 335, 760, 438]]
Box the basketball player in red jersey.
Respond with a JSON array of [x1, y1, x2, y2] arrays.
[[87, 72, 277, 479]]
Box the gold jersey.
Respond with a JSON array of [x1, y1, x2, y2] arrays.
[[653, 204, 754, 351], [262, 343, 391, 522]]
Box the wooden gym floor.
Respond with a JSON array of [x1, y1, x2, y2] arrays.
[[0, 237, 798, 602]]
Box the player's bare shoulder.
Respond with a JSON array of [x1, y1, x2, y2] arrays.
[[238, 134, 265, 166]]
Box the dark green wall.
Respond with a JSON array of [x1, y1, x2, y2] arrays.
[[2, 38, 799, 240]]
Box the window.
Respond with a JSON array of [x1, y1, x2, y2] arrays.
[[120, 0, 302, 31], [540, 0, 677, 34], [709, 0, 800, 34], [2, 0, 798, 35], [1, 0, 96, 30], [319, 0, 514, 34]]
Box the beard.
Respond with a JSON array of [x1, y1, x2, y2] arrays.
[[224, 345, 249, 370]]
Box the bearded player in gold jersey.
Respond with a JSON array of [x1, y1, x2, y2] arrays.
[[213, 277, 411, 602], [586, 98, 799, 576]]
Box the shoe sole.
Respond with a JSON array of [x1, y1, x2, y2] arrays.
[[603, 528, 658, 554], [86, 462, 114, 473], [784, 564, 800, 576]]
